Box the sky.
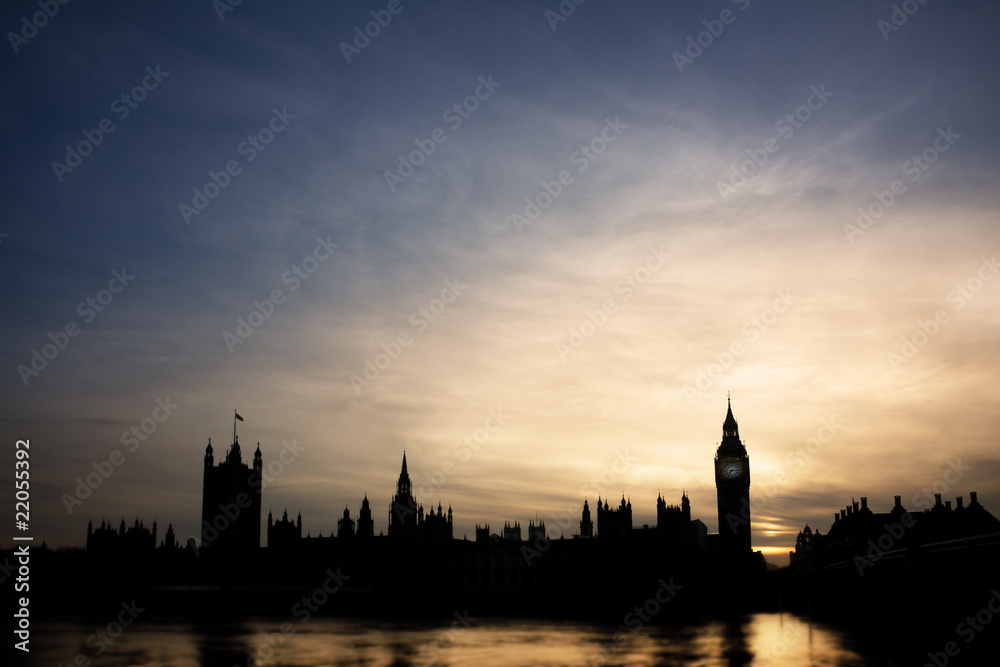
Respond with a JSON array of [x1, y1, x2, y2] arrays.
[[2, 1, 999, 566]]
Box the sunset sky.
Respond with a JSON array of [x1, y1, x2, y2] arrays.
[[2, 1, 999, 566]]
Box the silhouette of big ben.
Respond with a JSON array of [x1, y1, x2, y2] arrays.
[[715, 397, 751, 559]]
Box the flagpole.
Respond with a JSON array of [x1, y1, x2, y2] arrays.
[[233, 409, 237, 445]]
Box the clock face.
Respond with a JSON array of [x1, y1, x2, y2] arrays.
[[722, 461, 742, 479]]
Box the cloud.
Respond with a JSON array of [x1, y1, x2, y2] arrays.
[[1, 0, 999, 566]]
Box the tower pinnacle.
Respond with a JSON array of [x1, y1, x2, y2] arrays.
[[723, 396, 739, 439]]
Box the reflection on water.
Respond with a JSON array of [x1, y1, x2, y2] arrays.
[[35, 613, 879, 666]]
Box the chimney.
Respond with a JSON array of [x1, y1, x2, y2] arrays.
[[945, 501, 952, 511], [853, 500, 859, 513], [970, 491, 979, 505], [934, 493, 943, 507], [894, 495, 902, 508], [834, 513, 839, 523], [841, 509, 847, 520], [861, 497, 868, 511], [956, 496, 964, 510]]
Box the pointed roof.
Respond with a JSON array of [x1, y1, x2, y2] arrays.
[[401, 451, 408, 475], [723, 396, 739, 437]]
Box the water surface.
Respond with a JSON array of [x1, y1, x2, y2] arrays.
[[36, 613, 884, 666]]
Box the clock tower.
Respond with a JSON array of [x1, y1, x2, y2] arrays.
[[715, 397, 751, 559]]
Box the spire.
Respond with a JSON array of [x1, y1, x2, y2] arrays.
[[723, 395, 739, 438], [401, 451, 408, 476]]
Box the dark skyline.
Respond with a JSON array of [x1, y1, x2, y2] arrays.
[[3, 2, 1000, 567]]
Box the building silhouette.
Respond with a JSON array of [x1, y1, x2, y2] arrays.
[[201, 433, 262, 552], [64, 401, 1000, 630], [597, 495, 632, 541], [337, 507, 355, 538], [88, 402, 749, 570], [579, 499, 594, 537], [791, 491, 1000, 571], [388, 452, 418, 536], [715, 397, 752, 560], [357, 495, 374, 538], [267, 509, 302, 553], [87, 517, 159, 553], [502, 520, 521, 542]]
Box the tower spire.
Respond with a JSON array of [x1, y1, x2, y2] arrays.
[[723, 396, 739, 439]]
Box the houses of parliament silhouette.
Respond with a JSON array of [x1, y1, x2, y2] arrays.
[[70, 399, 999, 617], [206, 399, 754, 558]]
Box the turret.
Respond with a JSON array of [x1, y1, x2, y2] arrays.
[[338, 506, 355, 538], [227, 436, 241, 464], [358, 494, 375, 538]]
